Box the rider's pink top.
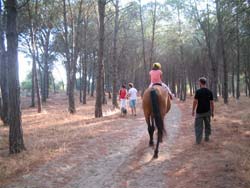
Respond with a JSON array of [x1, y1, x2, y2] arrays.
[[149, 70, 162, 84]]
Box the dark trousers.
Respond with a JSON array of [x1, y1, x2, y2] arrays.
[[195, 112, 211, 144]]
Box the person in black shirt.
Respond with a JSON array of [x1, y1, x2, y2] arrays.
[[192, 77, 214, 144]]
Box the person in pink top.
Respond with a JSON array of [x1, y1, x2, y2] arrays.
[[149, 62, 173, 99]]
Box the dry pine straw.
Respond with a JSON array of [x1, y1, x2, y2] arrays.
[[0, 94, 118, 184], [0, 94, 250, 187], [165, 96, 250, 188]]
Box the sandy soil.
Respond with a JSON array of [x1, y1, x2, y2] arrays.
[[1, 94, 181, 188], [1, 94, 250, 188], [164, 97, 250, 188]]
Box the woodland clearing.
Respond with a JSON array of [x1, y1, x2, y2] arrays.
[[0, 94, 250, 187]]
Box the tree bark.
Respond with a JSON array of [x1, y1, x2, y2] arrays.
[[0, 2, 9, 125], [63, 0, 72, 111], [245, 51, 250, 97], [139, 0, 147, 88], [82, 16, 88, 104], [177, 3, 186, 101], [232, 60, 235, 97], [42, 30, 51, 102], [95, 0, 106, 117], [32, 55, 42, 113], [6, 0, 25, 153], [79, 57, 83, 103], [91, 51, 96, 97], [31, 63, 35, 107], [149, 0, 157, 67], [216, 0, 228, 104], [83, 54, 87, 104], [112, 0, 119, 108], [63, 0, 83, 113], [244, 70, 248, 96], [28, 0, 42, 112], [236, 4, 240, 99], [171, 65, 176, 95]]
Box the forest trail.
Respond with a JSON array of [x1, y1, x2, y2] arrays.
[[2, 103, 181, 188], [2, 96, 250, 188]]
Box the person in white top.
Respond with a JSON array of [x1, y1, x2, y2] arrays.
[[128, 83, 138, 116]]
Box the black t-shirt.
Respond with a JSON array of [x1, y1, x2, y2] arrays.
[[194, 88, 213, 114]]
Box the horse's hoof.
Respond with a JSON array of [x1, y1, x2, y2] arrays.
[[149, 141, 154, 147], [153, 153, 158, 159]]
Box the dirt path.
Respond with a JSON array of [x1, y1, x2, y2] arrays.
[[2, 103, 181, 188]]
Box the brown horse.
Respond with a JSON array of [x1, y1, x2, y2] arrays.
[[142, 85, 171, 158]]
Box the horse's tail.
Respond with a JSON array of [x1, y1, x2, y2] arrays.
[[150, 89, 165, 141]]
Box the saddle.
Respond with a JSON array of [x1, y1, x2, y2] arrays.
[[152, 83, 162, 87]]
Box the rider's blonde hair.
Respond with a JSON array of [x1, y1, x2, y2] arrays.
[[152, 62, 161, 70]]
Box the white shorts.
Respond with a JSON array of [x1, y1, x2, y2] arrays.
[[120, 99, 127, 109], [149, 82, 172, 95]]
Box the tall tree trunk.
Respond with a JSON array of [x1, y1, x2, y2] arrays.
[[95, 0, 106, 117], [31, 64, 35, 107], [232, 60, 235, 97], [83, 54, 87, 104], [91, 51, 96, 97], [149, 0, 157, 67], [63, 0, 71, 106], [31, 36, 41, 113], [102, 74, 107, 105], [82, 17, 88, 104], [0, 2, 9, 125], [206, 4, 218, 100], [6, 0, 25, 153], [245, 51, 250, 97], [216, 0, 228, 104], [42, 30, 50, 102], [112, 0, 119, 108], [64, 0, 83, 113], [63, 0, 81, 113], [28, 1, 42, 112], [32, 56, 42, 113], [79, 56, 83, 103], [177, 3, 186, 101], [171, 65, 176, 95], [68, 70, 76, 113], [236, 4, 240, 99], [244, 70, 248, 96], [177, 78, 181, 98], [139, 0, 147, 88]]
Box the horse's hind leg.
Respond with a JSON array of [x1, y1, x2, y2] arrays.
[[147, 116, 154, 146], [154, 131, 161, 158], [154, 122, 163, 159]]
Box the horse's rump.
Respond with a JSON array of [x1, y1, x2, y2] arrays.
[[142, 86, 170, 118]]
